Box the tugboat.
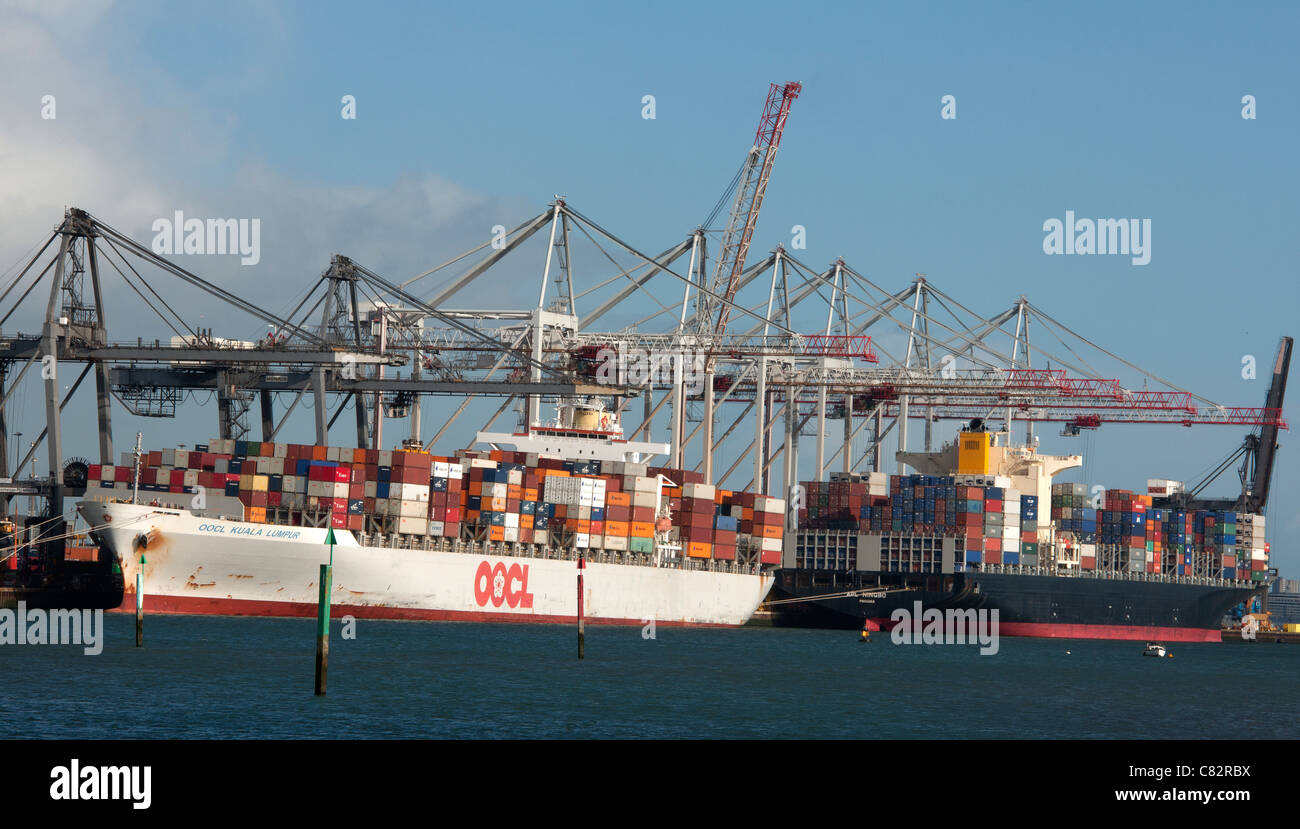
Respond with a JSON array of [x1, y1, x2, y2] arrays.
[[1142, 642, 1170, 658]]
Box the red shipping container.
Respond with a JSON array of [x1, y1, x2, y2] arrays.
[[251, 491, 268, 507], [712, 545, 737, 561], [330, 514, 347, 528], [984, 551, 1003, 565], [268, 492, 282, 507], [349, 483, 365, 500], [115, 467, 131, 483], [445, 507, 461, 524], [759, 548, 781, 565]]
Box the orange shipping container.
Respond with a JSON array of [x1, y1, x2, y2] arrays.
[[757, 523, 783, 539], [606, 492, 631, 507], [630, 521, 655, 538], [604, 521, 629, 537], [489, 526, 505, 542], [687, 542, 712, 558]]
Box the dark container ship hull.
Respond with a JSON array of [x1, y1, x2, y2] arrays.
[[770, 569, 1260, 643]]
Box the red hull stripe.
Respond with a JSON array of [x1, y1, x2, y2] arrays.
[[870, 618, 1221, 643], [111, 592, 732, 628]]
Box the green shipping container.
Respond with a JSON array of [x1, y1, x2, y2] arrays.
[[629, 537, 654, 554]]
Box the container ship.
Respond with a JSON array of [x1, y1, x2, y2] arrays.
[[74, 400, 785, 626], [766, 424, 1272, 642], [2, 514, 124, 611]]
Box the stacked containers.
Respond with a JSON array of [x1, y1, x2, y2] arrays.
[[1237, 514, 1267, 581], [679, 482, 715, 558], [751, 495, 785, 564], [1021, 494, 1041, 565], [428, 461, 464, 539]]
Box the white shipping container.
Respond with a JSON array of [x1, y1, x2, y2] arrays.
[[604, 535, 629, 551], [632, 476, 659, 494], [683, 482, 716, 501], [759, 537, 782, 552], [503, 526, 519, 543], [261, 457, 285, 475], [399, 500, 425, 519], [378, 450, 393, 466], [332, 482, 350, 499], [398, 516, 428, 536], [533, 530, 549, 546], [754, 495, 785, 514], [575, 533, 590, 549], [504, 512, 520, 529], [427, 521, 445, 537], [632, 491, 658, 509]]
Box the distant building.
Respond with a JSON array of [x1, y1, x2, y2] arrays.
[[1268, 578, 1300, 626]]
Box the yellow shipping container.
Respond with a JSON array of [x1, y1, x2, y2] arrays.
[[1284, 623, 1300, 634], [957, 432, 990, 475]]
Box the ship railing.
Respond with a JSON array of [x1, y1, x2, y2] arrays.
[[353, 531, 763, 574]]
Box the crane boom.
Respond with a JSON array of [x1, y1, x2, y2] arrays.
[[1247, 335, 1292, 512], [698, 81, 801, 338]]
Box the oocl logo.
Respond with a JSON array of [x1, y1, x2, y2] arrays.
[[473, 560, 534, 609]]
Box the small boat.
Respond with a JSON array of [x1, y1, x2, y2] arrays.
[[1142, 642, 1169, 658]]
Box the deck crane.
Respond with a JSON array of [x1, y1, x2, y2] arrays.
[[1158, 336, 1292, 514], [693, 81, 801, 482]]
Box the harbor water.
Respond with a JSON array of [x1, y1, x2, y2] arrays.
[[2, 615, 1297, 739]]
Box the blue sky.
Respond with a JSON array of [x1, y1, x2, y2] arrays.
[[1, 0, 1297, 573]]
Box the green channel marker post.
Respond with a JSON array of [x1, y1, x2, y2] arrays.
[[315, 527, 336, 695], [577, 555, 585, 659]]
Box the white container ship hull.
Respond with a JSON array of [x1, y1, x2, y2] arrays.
[[78, 501, 774, 627]]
